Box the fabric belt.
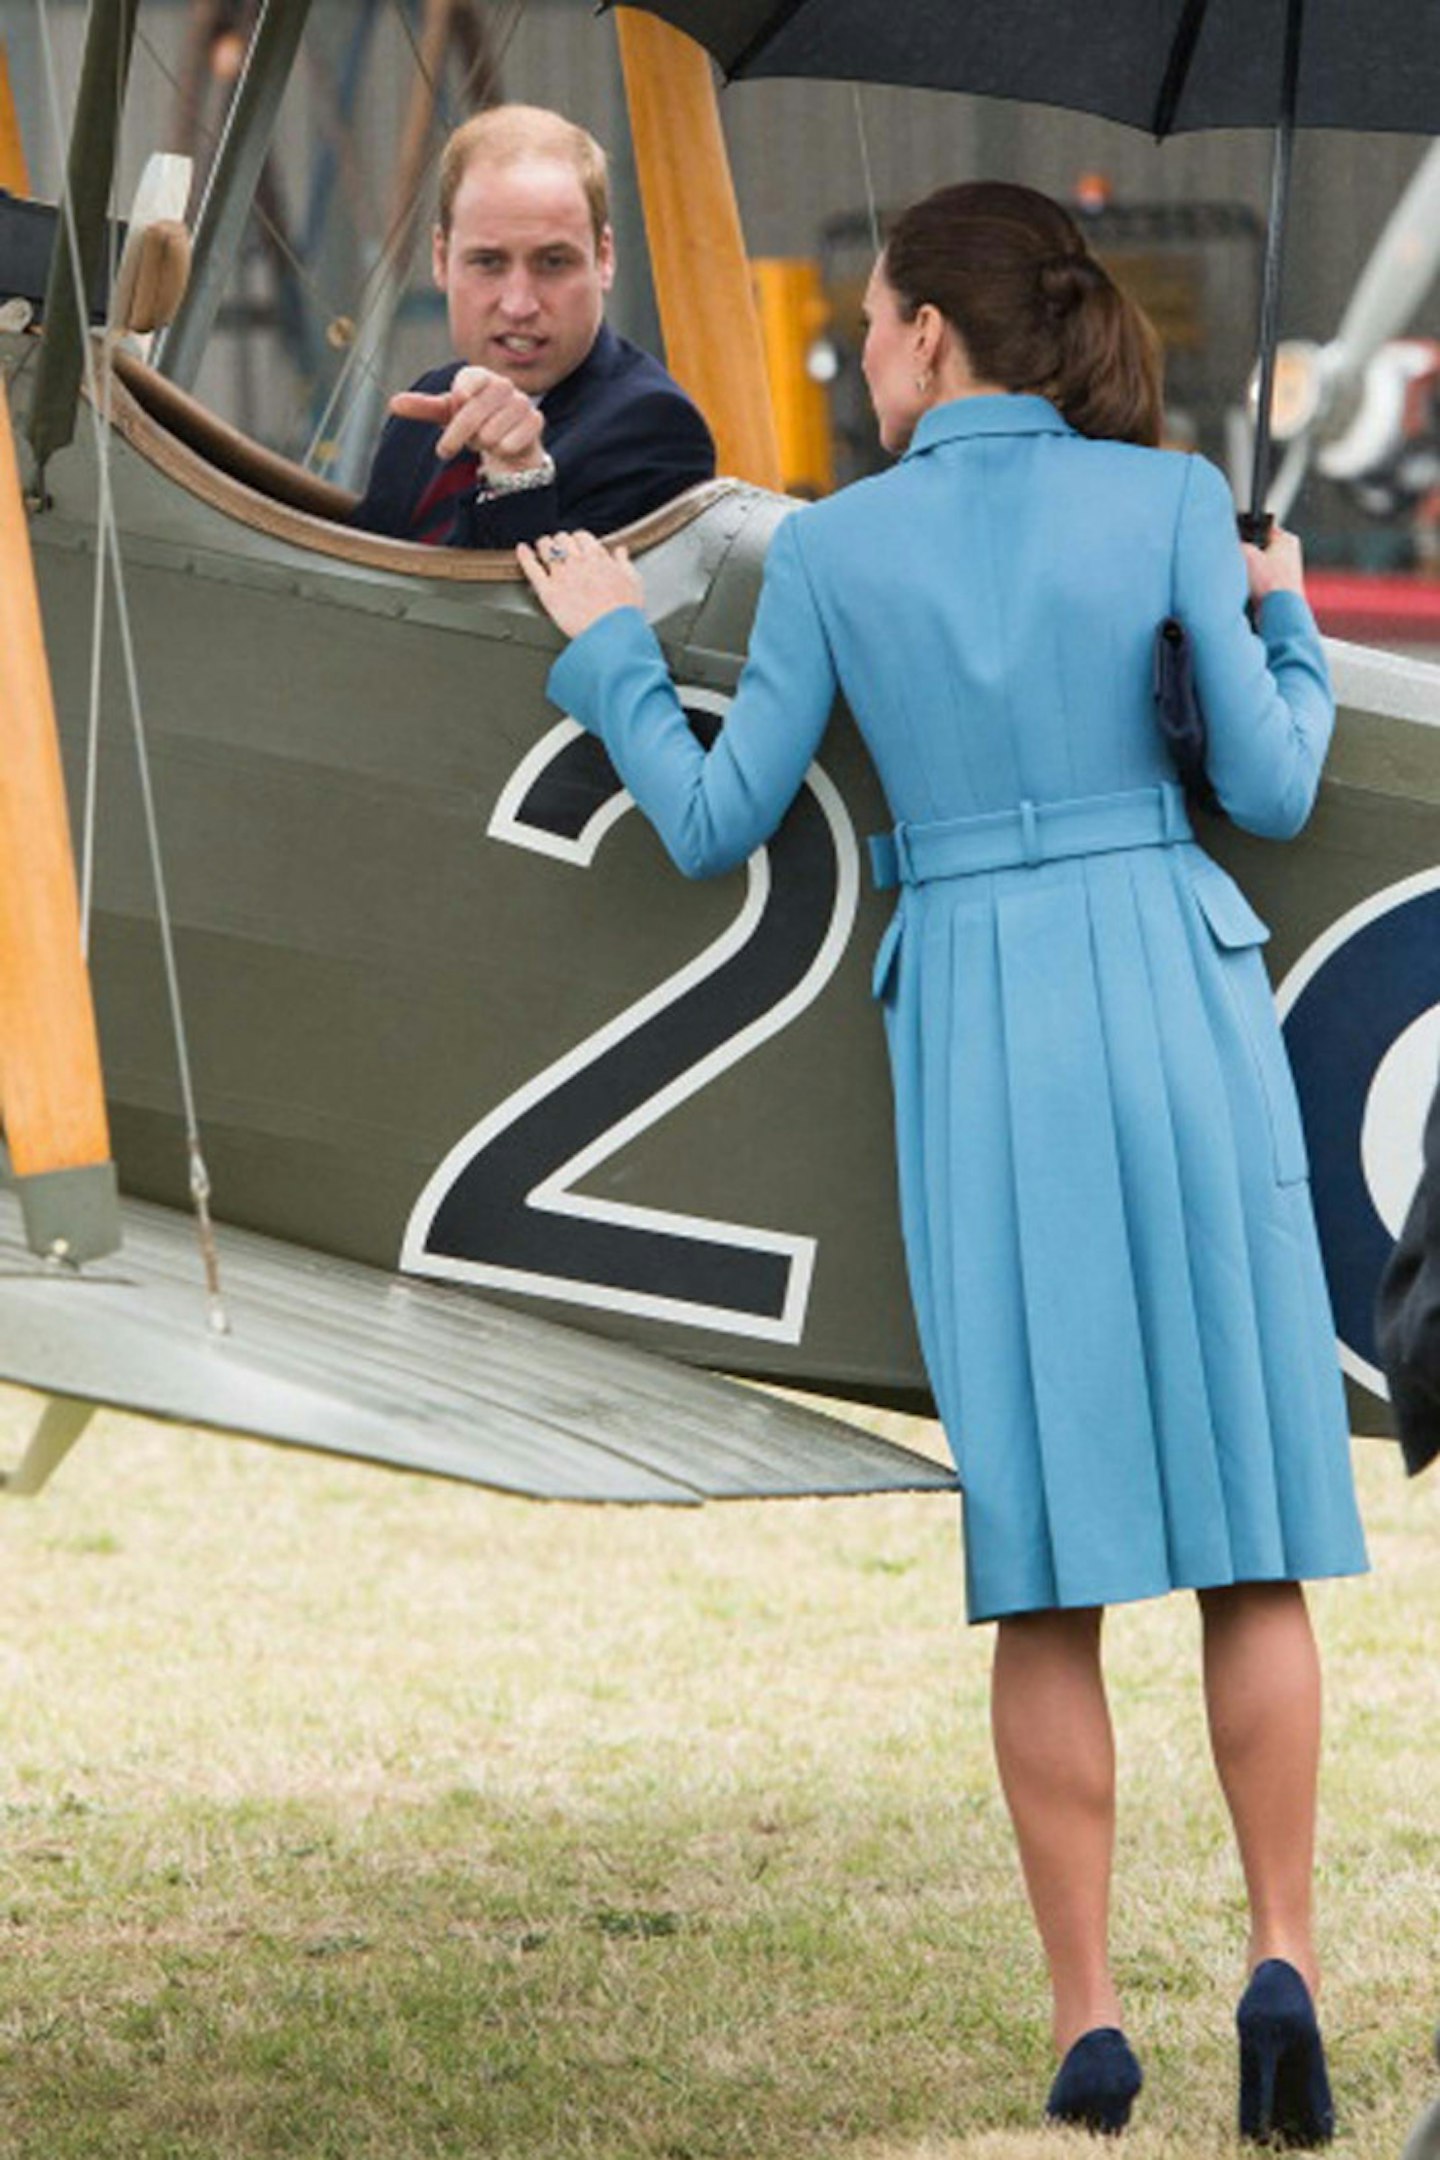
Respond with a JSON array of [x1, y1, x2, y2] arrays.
[[868, 782, 1192, 891]]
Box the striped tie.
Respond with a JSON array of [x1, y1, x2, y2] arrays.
[[411, 451, 480, 546]]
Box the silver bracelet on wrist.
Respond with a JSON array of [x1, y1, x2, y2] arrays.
[[474, 452, 556, 505]]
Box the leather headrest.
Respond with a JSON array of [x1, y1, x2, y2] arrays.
[[110, 218, 191, 335]]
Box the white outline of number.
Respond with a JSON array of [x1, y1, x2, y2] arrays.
[[402, 700, 861, 1343]]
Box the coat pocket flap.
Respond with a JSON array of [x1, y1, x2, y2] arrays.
[[1187, 854, 1271, 950], [871, 911, 904, 1002]]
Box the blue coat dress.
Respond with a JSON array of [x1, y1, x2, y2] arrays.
[[548, 392, 1369, 1622]]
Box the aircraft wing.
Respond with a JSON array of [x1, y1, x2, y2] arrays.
[[0, 1183, 956, 1505]]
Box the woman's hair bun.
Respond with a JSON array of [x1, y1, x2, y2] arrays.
[[882, 181, 1162, 446], [1038, 252, 1105, 317]]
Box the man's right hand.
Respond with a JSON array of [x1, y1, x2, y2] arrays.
[[390, 364, 547, 478]]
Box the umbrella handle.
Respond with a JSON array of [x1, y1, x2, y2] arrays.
[[1238, 508, 1270, 632], [1247, 0, 1306, 529]]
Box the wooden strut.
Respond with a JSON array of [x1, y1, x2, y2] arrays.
[[0, 378, 119, 1257], [0, 36, 29, 195], [615, 10, 782, 493], [0, 1394, 96, 1499]]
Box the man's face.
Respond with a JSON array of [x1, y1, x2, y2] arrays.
[[434, 154, 615, 397]]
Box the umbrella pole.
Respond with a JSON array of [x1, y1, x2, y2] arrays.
[[1243, 0, 1306, 540]]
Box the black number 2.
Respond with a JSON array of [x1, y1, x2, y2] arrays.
[[402, 694, 859, 1342]]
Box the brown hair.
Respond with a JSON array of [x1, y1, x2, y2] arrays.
[[437, 105, 610, 247], [884, 181, 1163, 448]]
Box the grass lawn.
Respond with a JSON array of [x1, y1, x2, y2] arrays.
[[0, 1392, 1435, 2159]]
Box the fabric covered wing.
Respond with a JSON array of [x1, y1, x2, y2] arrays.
[[0, 1185, 956, 1505]]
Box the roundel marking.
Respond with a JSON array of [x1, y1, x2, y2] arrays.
[[1277, 867, 1440, 1397]]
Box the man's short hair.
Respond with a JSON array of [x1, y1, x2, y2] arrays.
[[437, 105, 611, 249]]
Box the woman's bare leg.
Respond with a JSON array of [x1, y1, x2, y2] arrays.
[[1198, 1580, 1322, 1991], [991, 1605, 1123, 2053]]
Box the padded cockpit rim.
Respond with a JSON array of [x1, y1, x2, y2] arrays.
[[95, 342, 739, 580]]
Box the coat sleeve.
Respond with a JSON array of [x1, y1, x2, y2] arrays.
[[349, 410, 425, 537], [456, 471, 564, 550], [350, 366, 455, 537], [1172, 454, 1335, 839], [545, 512, 838, 877]]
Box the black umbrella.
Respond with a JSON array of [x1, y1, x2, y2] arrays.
[[605, 0, 1440, 533]]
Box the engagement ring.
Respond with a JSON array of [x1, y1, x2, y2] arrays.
[[545, 541, 568, 563]]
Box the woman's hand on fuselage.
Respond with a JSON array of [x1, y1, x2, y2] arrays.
[[517, 530, 644, 639], [1242, 524, 1306, 605]]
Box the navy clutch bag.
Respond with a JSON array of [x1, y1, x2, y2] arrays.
[[1154, 617, 1222, 818]]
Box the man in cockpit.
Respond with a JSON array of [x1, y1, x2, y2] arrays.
[[351, 104, 716, 549]]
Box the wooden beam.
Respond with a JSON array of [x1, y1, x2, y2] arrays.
[[0, 382, 114, 1187], [615, 9, 781, 491], [0, 37, 29, 195]]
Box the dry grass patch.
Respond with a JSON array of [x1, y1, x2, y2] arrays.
[[0, 1393, 1435, 2158]]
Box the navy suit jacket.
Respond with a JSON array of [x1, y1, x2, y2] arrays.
[[350, 322, 715, 549]]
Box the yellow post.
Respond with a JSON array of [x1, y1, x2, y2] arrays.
[[615, 9, 782, 491], [751, 258, 836, 497], [0, 38, 28, 196], [0, 380, 119, 1259]]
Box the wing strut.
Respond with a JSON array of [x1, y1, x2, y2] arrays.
[[0, 34, 29, 194], [0, 380, 119, 1265], [159, 0, 317, 391], [0, 1394, 95, 1498], [26, 0, 140, 469], [615, 9, 781, 489]]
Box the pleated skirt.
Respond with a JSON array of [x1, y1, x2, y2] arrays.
[[877, 838, 1369, 1623]]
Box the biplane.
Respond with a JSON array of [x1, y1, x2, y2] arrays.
[[1, 0, 1438, 1508]]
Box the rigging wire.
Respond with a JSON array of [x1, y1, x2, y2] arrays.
[[386, 0, 527, 139], [79, 11, 129, 952], [78, 353, 109, 953], [36, 0, 229, 1333], [851, 84, 882, 259], [134, 18, 376, 422], [34, 0, 527, 1321], [134, 0, 530, 472], [132, 12, 412, 445], [302, 0, 531, 473]]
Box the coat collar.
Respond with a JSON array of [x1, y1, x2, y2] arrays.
[[902, 392, 1074, 459]]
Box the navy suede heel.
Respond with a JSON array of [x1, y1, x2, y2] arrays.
[[1236, 1959, 1335, 2147], [1045, 2027, 1143, 2134]]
